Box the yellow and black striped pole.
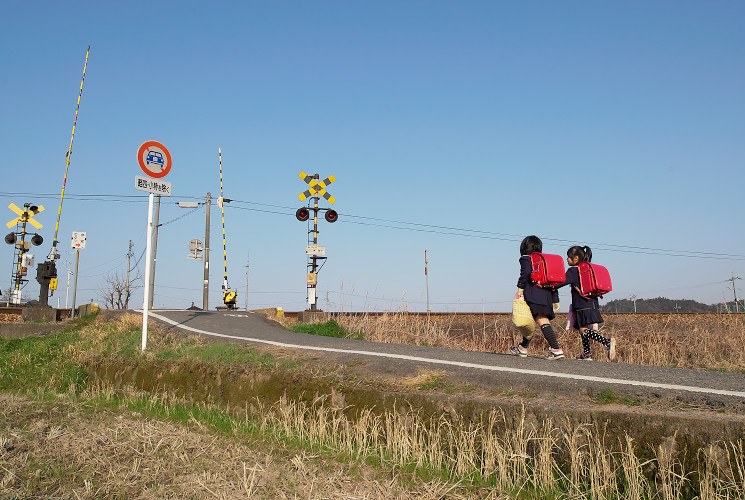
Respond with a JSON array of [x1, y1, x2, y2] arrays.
[[49, 45, 90, 260], [218, 148, 236, 308], [219, 148, 227, 287], [13, 205, 31, 299]]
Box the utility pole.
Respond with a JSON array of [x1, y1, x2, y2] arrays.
[[630, 294, 637, 313], [125, 240, 132, 309], [425, 250, 431, 315], [244, 254, 249, 311], [203, 192, 211, 311], [147, 195, 161, 309], [65, 268, 71, 308], [728, 274, 742, 313]]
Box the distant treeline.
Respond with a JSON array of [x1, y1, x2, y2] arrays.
[[599, 297, 744, 313]]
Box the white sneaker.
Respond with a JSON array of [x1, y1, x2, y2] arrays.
[[510, 345, 528, 357], [546, 348, 564, 360]]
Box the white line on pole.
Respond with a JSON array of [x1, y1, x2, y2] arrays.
[[143, 311, 745, 399]]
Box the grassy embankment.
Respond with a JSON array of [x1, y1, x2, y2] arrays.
[[0, 312, 743, 498]]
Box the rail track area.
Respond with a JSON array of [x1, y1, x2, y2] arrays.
[[145, 310, 745, 413]]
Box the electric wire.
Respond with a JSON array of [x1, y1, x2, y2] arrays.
[[157, 205, 200, 227], [2, 191, 743, 260]]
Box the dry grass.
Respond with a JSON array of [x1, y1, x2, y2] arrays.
[[0, 313, 20, 323], [335, 312, 745, 371], [5, 388, 740, 499], [0, 392, 454, 499]]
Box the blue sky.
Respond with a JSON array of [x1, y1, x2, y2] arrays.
[[2, 1, 743, 312]]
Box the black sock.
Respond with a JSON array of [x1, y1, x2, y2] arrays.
[[587, 329, 610, 346], [581, 329, 592, 355], [520, 338, 531, 349], [540, 324, 560, 350]]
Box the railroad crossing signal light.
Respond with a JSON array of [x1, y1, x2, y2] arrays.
[[324, 209, 338, 223], [296, 207, 310, 222], [5, 233, 15, 245], [31, 234, 43, 246]]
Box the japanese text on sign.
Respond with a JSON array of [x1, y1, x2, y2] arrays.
[[135, 175, 172, 196]]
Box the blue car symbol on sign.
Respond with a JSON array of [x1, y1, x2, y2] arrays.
[[145, 150, 165, 170]]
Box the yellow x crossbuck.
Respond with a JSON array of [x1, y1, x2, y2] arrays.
[[298, 172, 336, 204], [6, 203, 44, 230]]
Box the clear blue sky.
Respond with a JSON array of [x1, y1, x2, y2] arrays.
[[2, 1, 743, 312]]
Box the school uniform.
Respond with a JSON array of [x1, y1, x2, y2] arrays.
[[517, 254, 559, 320], [557, 266, 604, 329]]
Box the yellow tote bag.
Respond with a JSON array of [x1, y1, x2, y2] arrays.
[[512, 298, 535, 339]]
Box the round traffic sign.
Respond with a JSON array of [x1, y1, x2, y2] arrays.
[[137, 141, 172, 178]]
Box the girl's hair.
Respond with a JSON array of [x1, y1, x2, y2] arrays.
[[520, 235, 542, 255], [567, 245, 592, 263]]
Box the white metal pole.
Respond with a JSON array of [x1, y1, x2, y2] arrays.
[[141, 193, 154, 351]]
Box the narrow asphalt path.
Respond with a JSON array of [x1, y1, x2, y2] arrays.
[[144, 310, 745, 410]]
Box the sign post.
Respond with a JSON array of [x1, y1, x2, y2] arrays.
[[70, 232, 86, 319], [136, 141, 172, 351]]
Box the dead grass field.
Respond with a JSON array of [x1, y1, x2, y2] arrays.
[[333, 312, 745, 371]]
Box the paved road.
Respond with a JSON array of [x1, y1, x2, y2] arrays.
[[145, 310, 745, 409]]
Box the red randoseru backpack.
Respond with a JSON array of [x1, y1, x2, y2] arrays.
[[577, 262, 612, 298], [530, 253, 566, 289]]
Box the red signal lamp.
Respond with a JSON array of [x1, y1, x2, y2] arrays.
[[324, 210, 338, 223], [296, 207, 310, 222]]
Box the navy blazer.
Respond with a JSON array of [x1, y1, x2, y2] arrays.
[[556, 266, 599, 310], [517, 255, 558, 306]]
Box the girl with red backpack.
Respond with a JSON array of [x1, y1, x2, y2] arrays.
[[558, 245, 616, 361], [510, 235, 565, 360]]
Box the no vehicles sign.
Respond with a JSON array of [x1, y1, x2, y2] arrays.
[[137, 141, 172, 178]]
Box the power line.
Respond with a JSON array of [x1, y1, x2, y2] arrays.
[[2, 191, 743, 260], [226, 199, 745, 260]]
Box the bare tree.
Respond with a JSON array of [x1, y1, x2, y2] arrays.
[[99, 272, 140, 309]]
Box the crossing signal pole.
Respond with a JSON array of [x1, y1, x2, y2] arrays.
[[296, 172, 337, 311], [5, 203, 45, 305]]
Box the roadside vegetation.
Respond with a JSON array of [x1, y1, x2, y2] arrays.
[[289, 319, 365, 340], [326, 312, 745, 373], [1, 312, 744, 498]]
